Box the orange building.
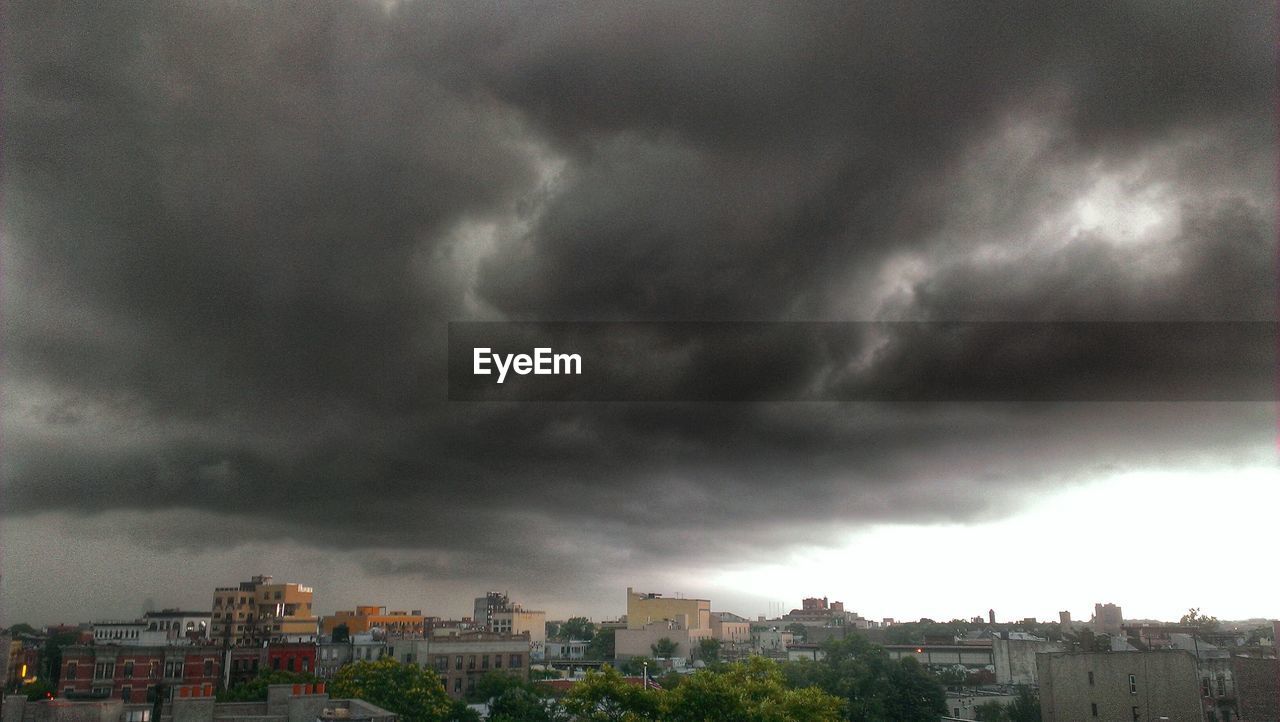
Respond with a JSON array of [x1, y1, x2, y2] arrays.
[[212, 575, 318, 646], [321, 606, 426, 637]]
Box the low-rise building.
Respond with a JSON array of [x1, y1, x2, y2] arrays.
[[545, 640, 588, 660], [141, 611, 211, 644], [992, 637, 1063, 685], [58, 645, 223, 703], [316, 634, 389, 679], [320, 606, 425, 638], [388, 632, 529, 699], [615, 620, 712, 663], [1232, 654, 1279, 722], [2, 682, 396, 722], [885, 644, 994, 670], [1036, 650, 1201, 722]]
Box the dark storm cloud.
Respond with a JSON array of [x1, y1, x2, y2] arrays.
[[2, 0, 1274, 597]]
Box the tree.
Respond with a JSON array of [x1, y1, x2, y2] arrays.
[[16, 679, 55, 700], [696, 638, 721, 663], [1005, 686, 1041, 722], [329, 659, 457, 722], [561, 666, 662, 721], [786, 623, 810, 643], [468, 671, 533, 703], [560, 617, 597, 642], [488, 686, 565, 722], [620, 656, 655, 676], [650, 638, 679, 659], [587, 627, 616, 660], [4, 624, 38, 637], [661, 657, 842, 722], [783, 635, 947, 722], [218, 669, 318, 702], [975, 701, 1008, 721], [1180, 608, 1221, 632], [332, 624, 350, 644]]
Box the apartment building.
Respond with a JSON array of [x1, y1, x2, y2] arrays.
[[211, 575, 317, 646]]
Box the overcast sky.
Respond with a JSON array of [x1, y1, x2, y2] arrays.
[[2, 1, 1276, 628]]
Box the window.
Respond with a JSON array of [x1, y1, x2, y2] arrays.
[[510, 654, 522, 668], [1087, 671, 1094, 685], [1129, 673, 1137, 694], [287, 658, 295, 672], [481, 655, 489, 670], [1132, 706, 1140, 721], [436, 657, 448, 672], [1217, 674, 1226, 697], [1091, 702, 1098, 717], [124, 661, 134, 678], [455, 655, 463, 671], [272, 657, 281, 670], [204, 660, 214, 677], [467, 655, 475, 670], [125, 710, 151, 722], [453, 678, 461, 693], [494, 655, 502, 669], [95, 662, 115, 680], [64, 688, 74, 697], [66, 663, 77, 681], [121, 687, 132, 701]]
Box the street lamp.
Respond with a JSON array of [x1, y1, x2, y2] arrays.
[[642, 661, 648, 690]]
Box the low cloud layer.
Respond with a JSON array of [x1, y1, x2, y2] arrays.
[[2, 0, 1274, 621]]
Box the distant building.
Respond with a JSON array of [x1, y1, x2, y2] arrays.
[[885, 644, 994, 670], [545, 640, 588, 660], [624, 587, 710, 631], [211, 575, 317, 647], [782, 597, 868, 628], [471, 592, 546, 660], [709, 612, 750, 644], [142, 611, 211, 643], [316, 633, 389, 678], [389, 632, 529, 699], [616, 619, 712, 662], [320, 606, 426, 637], [92, 621, 168, 647], [993, 637, 1064, 686], [1092, 603, 1123, 636], [1059, 611, 1072, 628], [1036, 650, 1201, 722]]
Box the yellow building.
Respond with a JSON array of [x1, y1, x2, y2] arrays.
[[321, 606, 426, 636], [625, 587, 710, 630], [212, 575, 318, 646]]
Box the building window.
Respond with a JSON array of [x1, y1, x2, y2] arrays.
[[481, 655, 489, 670], [124, 662, 134, 678], [1129, 673, 1137, 694], [66, 664, 77, 681], [1087, 671, 1094, 685], [453, 678, 461, 693], [1091, 702, 1098, 717], [436, 657, 448, 672], [1216, 674, 1226, 697], [494, 655, 502, 669], [121, 687, 132, 701], [204, 660, 214, 677], [455, 656, 463, 671], [287, 658, 295, 672], [1131, 706, 1140, 721], [467, 656, 475, 670], [95, 662, 115, 680], [510, 655, 522, 668]]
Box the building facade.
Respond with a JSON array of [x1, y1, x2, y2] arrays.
[[388, 632, 529, 699], [58, 645, 223, 703], [320, 606, 425, 637], [211, 575, 317, 647], [1037, 650, 1202, 722]]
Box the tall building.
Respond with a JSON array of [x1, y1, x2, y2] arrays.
[[211, 575, 318, 647], [471, 592, 546, 660], [1059, 611, 1072, 628], [1093, 603, 1123, 636], [1037, 650, 1201, 722]]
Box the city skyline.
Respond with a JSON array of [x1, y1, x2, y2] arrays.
[[2, 2, 1275, 629]]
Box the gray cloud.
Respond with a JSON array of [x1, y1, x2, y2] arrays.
[[1, 0, 1274, 619]]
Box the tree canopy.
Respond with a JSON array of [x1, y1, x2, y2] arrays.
[[218, 669, 318, 702], [782, 636, 947, 722], [328, 659, 470, 722]]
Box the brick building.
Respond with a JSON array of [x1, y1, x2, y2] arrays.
[[389, 632, 529, 699], [58, 645, 222, 702]]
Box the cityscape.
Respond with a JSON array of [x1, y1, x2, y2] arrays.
[[3, 0, 1276, 721], [2, 577, 1278, 721]]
